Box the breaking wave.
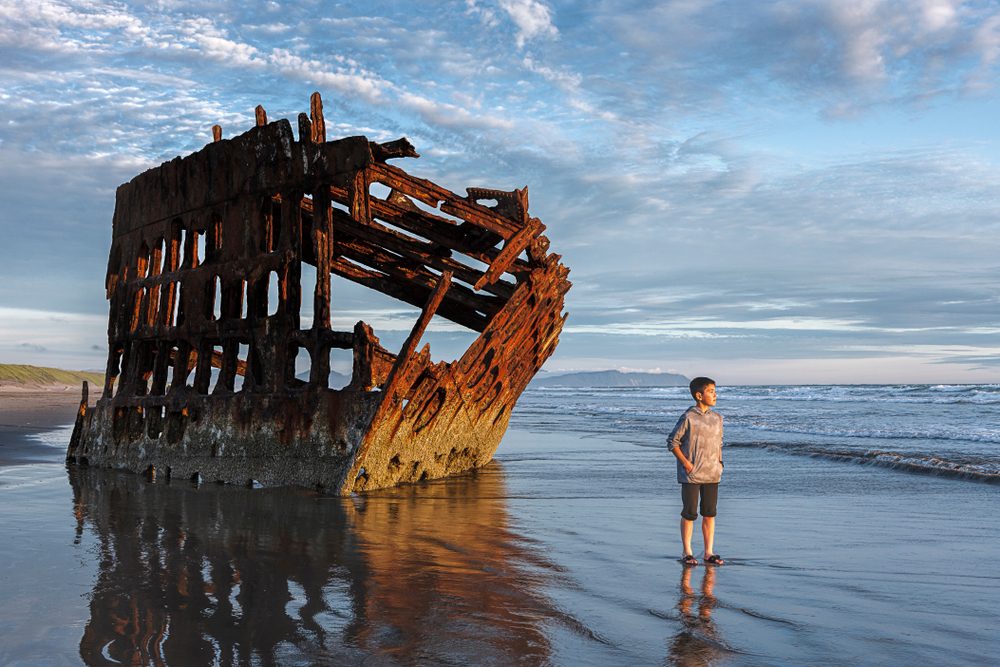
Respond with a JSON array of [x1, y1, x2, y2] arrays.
[[728, 441, 1000, 483], [737, 423, 1000, 445]]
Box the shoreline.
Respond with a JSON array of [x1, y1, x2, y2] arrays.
[[0, 387, 81, 467]]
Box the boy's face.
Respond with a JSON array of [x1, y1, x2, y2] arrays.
[[696, 384, 717, 407]]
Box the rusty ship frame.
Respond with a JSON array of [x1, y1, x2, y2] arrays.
[[67, 93, 571, 495]]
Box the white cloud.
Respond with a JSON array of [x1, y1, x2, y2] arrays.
[[521, 56, 579, 89], [974, 11, 1000, 60], [0, 0, 153, 53], [918, 0, 960, 34], [176, 17, 264, 67], [498, 0, 558, 47], [244, 21, 293, 35], [566, 316, 874, 337], [397, 92, 514, 130], [564, 323, 731, 339], [816, 1, 895, 86], [268, 49, 387, 104], [466, 0, 500, 28]]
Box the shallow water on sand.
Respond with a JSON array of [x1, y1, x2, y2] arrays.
[[1, 407, 999, 665]]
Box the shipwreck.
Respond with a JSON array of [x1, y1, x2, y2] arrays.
[[67, 92, 570, 495]]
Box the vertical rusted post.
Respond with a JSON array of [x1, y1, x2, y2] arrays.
[[210, 216, 223, 260], [146, 241, 162, 328], [194, 341, 212, 394], [255, 105, 267, 127], [158, 281, 174, 327], [67, 380, 89, 461], [103, 346, 121, 398], [182, 230, 196, 269], [312, 193, 333, 330], [220, 339, 237, 392], [120, 341, 139, 397], [310, 92, 325, 144], [349, 168, 371, 225], [151, 341, 169, 395], [171, 343, 190, 391], [310, 191, 333, 387], [297, 114, 311, 143], [284, 194, 302, 331], [212, 125, 222, 142]]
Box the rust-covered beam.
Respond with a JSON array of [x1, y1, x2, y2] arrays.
[[369, 162, 521, 239], [384, 271, 453, 402], [166, 348, 247, 378], [474, 217, 544, 291], [330, 259, 488, 331], [467, 186, 529, 225], [301, 197, 515, 299], [329, 184, 533, 275], [335, 236, 501, 315], [370, 137, 420, 162]]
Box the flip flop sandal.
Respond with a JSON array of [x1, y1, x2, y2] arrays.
[[704, 554, 725, 565], [680, 554, 699, 566]]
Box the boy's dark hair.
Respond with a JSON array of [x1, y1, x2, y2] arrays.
[[689, 376, 716, 399]]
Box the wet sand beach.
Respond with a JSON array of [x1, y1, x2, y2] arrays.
[[0, 387, 81, 466], [1, 391, 998, 665]]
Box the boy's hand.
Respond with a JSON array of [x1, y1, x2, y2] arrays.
[[670, 445, 695, 474]]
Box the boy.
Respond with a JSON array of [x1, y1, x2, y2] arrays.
[[668, 377, 724, 566]]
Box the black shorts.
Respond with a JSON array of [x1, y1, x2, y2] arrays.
[[680, 483, 719, 521]]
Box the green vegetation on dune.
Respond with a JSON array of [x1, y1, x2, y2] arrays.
[[0, 364, 104, 388]]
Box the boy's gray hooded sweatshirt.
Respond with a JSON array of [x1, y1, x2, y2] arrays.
[[669, 407, 724, 484]]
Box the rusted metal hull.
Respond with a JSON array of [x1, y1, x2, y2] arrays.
[[68, 93, 570, 494]]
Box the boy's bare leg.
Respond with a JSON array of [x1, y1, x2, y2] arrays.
[[702, 516, 716, 557], [681, 518, 695, 556]]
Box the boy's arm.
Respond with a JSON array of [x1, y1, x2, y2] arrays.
[[668, 415, 694, 473]]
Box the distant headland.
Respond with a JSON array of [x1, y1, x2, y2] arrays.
[[531, 370, 689, 388]]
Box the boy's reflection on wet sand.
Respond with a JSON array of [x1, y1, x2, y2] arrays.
[[667, 566, 723, 666], [68, 464, 562, 665]]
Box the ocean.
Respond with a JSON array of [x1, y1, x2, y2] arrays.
[[516, 383, 1000, 483], [1, 385, 998, 665]]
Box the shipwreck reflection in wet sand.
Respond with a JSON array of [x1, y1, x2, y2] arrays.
[[69, 463, 559, 666]]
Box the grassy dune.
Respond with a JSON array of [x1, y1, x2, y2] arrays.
[[0, 364, 104, 388]]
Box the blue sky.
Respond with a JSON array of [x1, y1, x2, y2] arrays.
[[1, 0, 999, 384]]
